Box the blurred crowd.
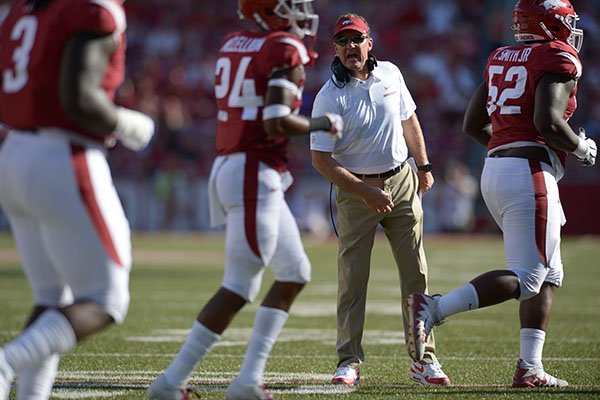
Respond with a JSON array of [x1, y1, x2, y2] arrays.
[[0, 0, 599, 233]]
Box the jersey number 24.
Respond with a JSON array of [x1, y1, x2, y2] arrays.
[[215, 56, 263, 121]]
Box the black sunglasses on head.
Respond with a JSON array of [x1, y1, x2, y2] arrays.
[[334, 34, 367, 46]]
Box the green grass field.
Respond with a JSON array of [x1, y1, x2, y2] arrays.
[[0, 232, 599, 399]]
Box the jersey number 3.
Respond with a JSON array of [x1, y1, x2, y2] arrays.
[[487, 65, 527, 116], [3, 16, 38, 94], [215, 56, 263, 121]]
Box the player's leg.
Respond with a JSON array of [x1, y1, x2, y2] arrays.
[[149, 154, 268, 398], [3, 142, 131, 374], [0, 134, 78, 399], [230, 192, 310, 391], [0, 215, 73, 400], [406, 158, 521, 361], [41, 144, 131, 337], [512, 162, 566, 387], [226, 164, 308, 398]]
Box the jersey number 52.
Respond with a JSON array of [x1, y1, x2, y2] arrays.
[[486, 65, 527, 116]]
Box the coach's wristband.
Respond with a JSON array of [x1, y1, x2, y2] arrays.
[[417, 163, 432, 172]]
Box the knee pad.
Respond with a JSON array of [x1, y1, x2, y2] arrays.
[[510, 267, 543, 301], [272, 253, 311, 285], [78, 275, 131, 324], [222, 265, 266, 303]]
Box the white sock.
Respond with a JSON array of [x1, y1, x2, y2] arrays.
[[3, 310, 76, 374], [17, 354, 60, 400], [520, 328, 545, 368], [163, 321, 220, 389], [236, 306, 289, 385], [437, 283, 479, 319]]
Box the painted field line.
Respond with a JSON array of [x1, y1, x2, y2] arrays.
[[69, 352, 600, 362], [49, 380, 600, 392]]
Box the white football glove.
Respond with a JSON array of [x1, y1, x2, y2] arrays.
[[573, 127, 597, 167], [115, 107, 155, 151], [325, 112, 343, 140]]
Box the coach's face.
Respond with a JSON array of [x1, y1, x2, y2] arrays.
[[333, 30, 373, 80]]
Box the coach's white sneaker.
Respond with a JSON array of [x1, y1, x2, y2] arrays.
[[0, 350, 14, 400], [410, 360, 451, 386], [147, 374, 189, 400], [407, 293, 443, 361], [512, 359, 568, 387], [225, 378, 274, 400], [331, 365, 360, 386]]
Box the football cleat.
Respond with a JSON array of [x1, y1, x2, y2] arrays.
[[512, 359, 569, 388], [410, 360, 451, 386], [407, 293, 443, 361], [331, 365, 360, 386], [225, 378, 274, 400], [146, 374, 189, 400]]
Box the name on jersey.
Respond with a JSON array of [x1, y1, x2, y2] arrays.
[[492, 47, 532, 63], [221, 36, 266, 53]]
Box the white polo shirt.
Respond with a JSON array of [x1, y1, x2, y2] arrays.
[[310, 60, 416, 175]]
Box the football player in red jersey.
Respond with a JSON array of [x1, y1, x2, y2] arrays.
[[407, 0, 596, 388], [147, 1, 342, 399], [0, 0, 154, 399]]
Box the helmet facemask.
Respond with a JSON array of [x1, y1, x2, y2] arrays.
[[274, 0, 319, 39], [562, 13, 583, 52]]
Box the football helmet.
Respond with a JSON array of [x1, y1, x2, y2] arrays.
[[238, 0, 319, 39], [512, 0, 583, 52]]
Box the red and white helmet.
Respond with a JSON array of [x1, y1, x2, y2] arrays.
[[512, 0, 583, 52], [238, 0, 319, 39]]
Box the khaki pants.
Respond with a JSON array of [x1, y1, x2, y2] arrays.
[[335, 163, 436, 368]]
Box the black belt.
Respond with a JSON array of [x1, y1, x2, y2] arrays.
[[489, 146, 551, 166], [351, 163, 404, 179]]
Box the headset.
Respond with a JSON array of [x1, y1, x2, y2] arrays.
[[330, 53, 378, 88]]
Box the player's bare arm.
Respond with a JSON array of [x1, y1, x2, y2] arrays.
[[60, 31, 154, 151], [534, 74, 580, 151], [59, 32, 119, 136], [264, 65, 342, 138], [463, 82, 492, 147]]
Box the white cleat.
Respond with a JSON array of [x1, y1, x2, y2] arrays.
[[225, 378, 274, 400], [147, 374, 189, 400]]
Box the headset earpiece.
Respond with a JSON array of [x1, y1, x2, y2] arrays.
[[367, 53, 378, 71]]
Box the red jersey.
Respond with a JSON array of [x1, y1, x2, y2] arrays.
[[0, 0, 126, 144], [484, 41, 582, 165], [214, 30, 310, 171]]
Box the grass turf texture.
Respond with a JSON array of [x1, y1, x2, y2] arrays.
[[0, 232, 598, 399]]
